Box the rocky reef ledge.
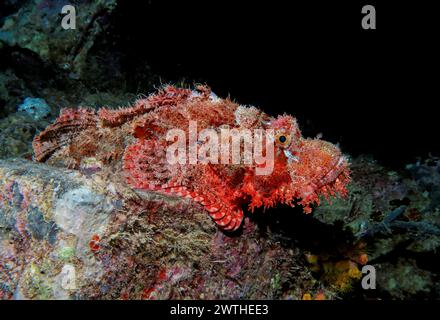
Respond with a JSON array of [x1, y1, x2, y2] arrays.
[[2, 157, 440, 300], [0, 159, 316, 300]]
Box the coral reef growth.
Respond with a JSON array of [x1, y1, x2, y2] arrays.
[[312, 156, 440, 298]]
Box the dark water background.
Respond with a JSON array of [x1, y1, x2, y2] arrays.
[[1, 1, 438, 167], [110, 1, 439, 168]]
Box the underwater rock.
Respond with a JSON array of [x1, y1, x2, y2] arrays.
[[313, 156, 440, 298], [0, 112, 49, 159], [0, 159, 323, 300], [0, 69, 30, 118], [17, 97, 50, 120], [0, 0, 157, 126], [0, 0, 117, 78], [376, 259, 435, 299]]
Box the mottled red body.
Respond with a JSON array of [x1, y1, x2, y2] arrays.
[[33, 85, 350, 231]]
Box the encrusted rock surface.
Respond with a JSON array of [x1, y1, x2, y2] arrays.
[[313, 156, 440, 299], [0, 159, 321, 300], [0, 0, 117, 78], [2, 156, 440, 299]]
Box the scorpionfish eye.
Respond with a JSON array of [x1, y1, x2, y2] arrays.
[[275, 132, 292, 148]]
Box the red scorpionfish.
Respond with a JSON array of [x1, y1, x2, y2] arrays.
[[33, 85, 350, 232]]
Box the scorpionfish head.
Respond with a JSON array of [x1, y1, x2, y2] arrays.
[[286, 138, 351, 213], [243, 115, 350, 213]]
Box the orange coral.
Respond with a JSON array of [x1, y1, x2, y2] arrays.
[[89, 234, 101, 252]]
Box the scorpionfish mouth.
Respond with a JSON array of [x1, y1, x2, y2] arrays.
[[286, 138, 351, 211]]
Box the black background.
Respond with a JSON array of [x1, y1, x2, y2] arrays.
[[112, 0, 439, 168], [0, 300, 436, 318]]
